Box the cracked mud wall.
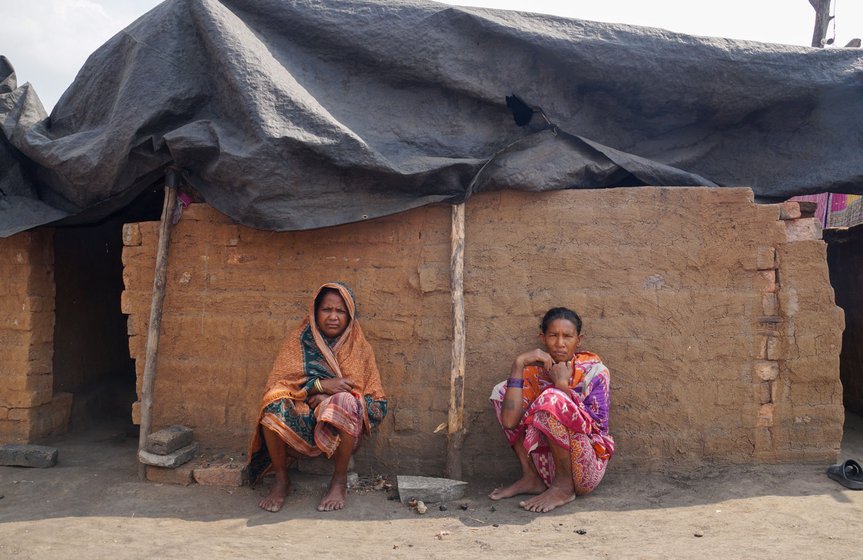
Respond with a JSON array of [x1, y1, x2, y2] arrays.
[[121, 188, 843, 476]]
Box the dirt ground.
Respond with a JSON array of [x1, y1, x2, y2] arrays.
[[2, 415, 862, 560]]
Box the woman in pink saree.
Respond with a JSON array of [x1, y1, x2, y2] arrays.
[[489, 307, 614, 513]]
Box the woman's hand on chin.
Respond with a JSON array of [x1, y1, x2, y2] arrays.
[[516, 348, 553, 371], [548, 361, 572, 389]]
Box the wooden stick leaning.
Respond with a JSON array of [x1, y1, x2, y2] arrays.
[[137, 169, 180, 479]]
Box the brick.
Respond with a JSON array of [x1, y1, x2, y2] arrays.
[[193, 461, 247, 486], [785, 218, 822, 242], [0, 419, 29, 444], [778, 201, 801, 220], [753, 361, 779, 381], [797, 201, 817, 217], [759, 382, 772, 404], [761, 293, 778, 315], [766, 336, 784, 360], [755, 246, 776, 270], [2, 373, 52, 395], [138, 442, 198, 468], [146, 425, 194, 455], [754, 270, 777, 293], [123, 223, 143, 246], [392, 408, 420, 432], [757, 404, 774, 427], [147, 463, 195, 486], [0, 385, 52, 408], [756, 336, 768, 360]]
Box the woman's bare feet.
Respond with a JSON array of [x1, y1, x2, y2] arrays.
[[519, 483, 575, 513], [488, 473, 547, 501], [318, 474, 348, 511], [258, 472, 290, 512]]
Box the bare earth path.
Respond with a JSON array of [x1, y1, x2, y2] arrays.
[[2, 416, 862, 559]]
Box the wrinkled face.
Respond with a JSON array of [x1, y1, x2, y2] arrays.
[[316, 291, 350, 338], [540, 318, 582, 363]]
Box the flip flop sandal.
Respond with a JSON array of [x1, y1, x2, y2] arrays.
[[826, 459, 863, 490]]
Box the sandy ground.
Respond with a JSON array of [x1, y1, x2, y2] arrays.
[[2, 415, 862, 560]]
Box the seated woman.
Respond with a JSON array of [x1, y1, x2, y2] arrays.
[[248, 282, 387, 512], [489, 307, 613, 513]]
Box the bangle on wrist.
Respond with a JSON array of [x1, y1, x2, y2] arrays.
[[506, 377, 525, 389], [314, 378, 323, 394]]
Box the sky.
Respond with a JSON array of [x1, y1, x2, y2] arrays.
[[2, 0, 861, 112]]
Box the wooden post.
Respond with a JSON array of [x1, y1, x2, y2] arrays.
[[137, 169, 180, 479], [446, 202, 466, 480], [809, 0, 832, 47]]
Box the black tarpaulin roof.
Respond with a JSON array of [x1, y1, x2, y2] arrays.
[[2, 0, 862, 237]]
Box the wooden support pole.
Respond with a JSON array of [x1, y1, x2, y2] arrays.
[[446, 202, 466, 480], [809, 0, 832, 47], [137, 169, 180, 479]]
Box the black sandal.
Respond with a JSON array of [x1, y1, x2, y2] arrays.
[[826, 459, 863, 490]]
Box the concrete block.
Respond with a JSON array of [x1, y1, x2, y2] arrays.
[[146, 425, 194, 455], [193, 461, 247, 486], [138, 442, 198, 468], [0, 444, 58, 468], [147, 464, 195, 486], [397, 475, 468, 504]]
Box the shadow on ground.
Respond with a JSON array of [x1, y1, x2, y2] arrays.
[[1, 414, 861, 528]]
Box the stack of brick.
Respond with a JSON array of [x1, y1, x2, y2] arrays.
[[754, 200, 844, 462], [140, 425, 198, 484], [143, 425, 247, 486], [0, 229, 72, 444]]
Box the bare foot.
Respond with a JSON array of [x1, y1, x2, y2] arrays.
[[258, 473, 290, 512], [488, 474, 547, 501], [318, 475, 347, 512], [519, 485, 575, 513]]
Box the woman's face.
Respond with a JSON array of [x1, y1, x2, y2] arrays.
[[540, 318, 582, 363], [316, 291, 350, 338]]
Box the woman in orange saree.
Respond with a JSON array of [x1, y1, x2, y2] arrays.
[[248, 282, 387, 512]]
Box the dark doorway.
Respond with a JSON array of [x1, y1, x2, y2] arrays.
[[52, 185, 164, 431], [825, 224, 863, 416]]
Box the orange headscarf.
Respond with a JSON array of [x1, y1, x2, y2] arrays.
[[255, 282, 386, 432]]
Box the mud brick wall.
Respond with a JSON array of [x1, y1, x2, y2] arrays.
[[825, 225, 863, 415], [0, 229, 71, 444], [121, 204, 452, 475], [122, 188, 844, 476]]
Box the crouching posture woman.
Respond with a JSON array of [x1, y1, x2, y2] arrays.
[[489, 307, 614, 513], [248, 282, 387, 512]]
